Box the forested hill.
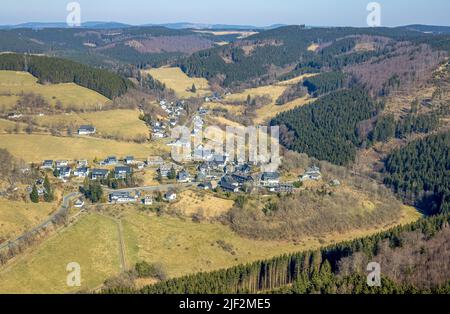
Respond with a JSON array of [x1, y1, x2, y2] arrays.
[[0, 53, 133, 98], [177, 25, 450, 87], [383, 132, 450, 215], [271, 89, 380, 165]]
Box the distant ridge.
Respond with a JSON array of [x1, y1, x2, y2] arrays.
[[0, 21, 286, 30]]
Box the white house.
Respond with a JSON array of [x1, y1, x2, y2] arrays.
[[164, 191, 177, 202], [78, 125, 96, 135]]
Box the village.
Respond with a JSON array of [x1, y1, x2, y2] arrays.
[[29, 96, 329, 211]]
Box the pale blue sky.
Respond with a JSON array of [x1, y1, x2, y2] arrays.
[[0, 0, 449, 27]]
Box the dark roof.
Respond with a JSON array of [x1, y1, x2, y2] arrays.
[[78, 125, 95, 131], [115, 166, 132, 174], [92, 168, 109, 175], [261, 172, 280, 180]]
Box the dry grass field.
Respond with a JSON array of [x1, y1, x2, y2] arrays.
[[0, 213, 121, 294], [33, 109, 149, 141], [143, 67, 211, 98], [0, 71, 110, 110], [169, 190, 234, 218], [0, 199, 57, 241], [253, 94, 313, 124], [0, 202, 419, 293], [0, 134, 170, 162], [0, 95, 20, 111]]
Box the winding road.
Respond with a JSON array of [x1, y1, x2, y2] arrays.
[[0, 192, 80, 250]]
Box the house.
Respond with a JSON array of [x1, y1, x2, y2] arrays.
[[235, 163, 252, 174], [260, 172, 280, 187], [77, 160, 89, 168], [152, 131, 165, 139], [102, 156, 118, 166], [177, 170, 191, 183], [74, 199, 85, 208], [77, 125, 96, 135], [74, 167, 89, 178], [59, 166, 72, 179], [159, 163, 173, 178], [198, 182, 213, 190], [109, 191, 136, 203], [136, 161, 145, 170], [114, 166, 132, 179], [164, 191, 177, 202], [91, 169, 109, 180], [232, 172, 254, 185], [219, 175, 240, 193], [55, 160, 69, 169], [41, 160, 54, 170], [143, 196, 153, 205], [124, 156, 134, 165], [147, 156, 164, 167], [300, 166, 322, 181], [269, 183, 294, 193]]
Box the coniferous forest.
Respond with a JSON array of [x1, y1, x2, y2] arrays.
[[0, 53, 132, 99], [383, 132, 450, 215], [271, 89, 379, 165]]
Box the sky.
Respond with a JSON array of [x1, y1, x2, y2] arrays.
[[0, 0, 449, 27]]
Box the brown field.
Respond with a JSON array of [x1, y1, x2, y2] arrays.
[[0, 134, 169, 162], [169, 190, 234, 218], [143, 67, 211, 99], [0, 71, 110, 110], [33, 109, 149, 141]]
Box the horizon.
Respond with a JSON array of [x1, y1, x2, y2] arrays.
[[1, 0, 449, 28]]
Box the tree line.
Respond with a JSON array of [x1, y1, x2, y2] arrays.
[[0, 53, 133, 99]]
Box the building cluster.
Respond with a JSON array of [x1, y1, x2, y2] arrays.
[[39, 156, 142, 182]]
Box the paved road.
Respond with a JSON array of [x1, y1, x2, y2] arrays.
[[0, 192, 80, 250]]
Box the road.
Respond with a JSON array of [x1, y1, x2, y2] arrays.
[[0, 192, 80, 250]]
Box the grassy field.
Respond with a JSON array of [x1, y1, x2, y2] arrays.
[[0, 213, 121, 293], [33, 109, 149, 141], [253, 94, 313, 124], [0, 71, 110, 110], [0, 95, 20, 111], [122, 205, 420, 279], [0, 199, 57, 240], [0, 203, 419, 293], [169, 190, 234, 218], [143, 67, 211, 98], [0, 134, 169, 162]]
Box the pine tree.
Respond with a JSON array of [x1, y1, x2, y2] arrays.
[[30, 185, 39, 203], [43, 175, 54, 202], [191, 84, 197, 93]]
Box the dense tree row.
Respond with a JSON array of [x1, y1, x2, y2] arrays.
[[0, 53, 133, 99], [302, 72, 347, 96], [272, 89, 380, 165], [383, 132, 449, 215], [102, 213, 450, 294], [370, 111, 440, 143]]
